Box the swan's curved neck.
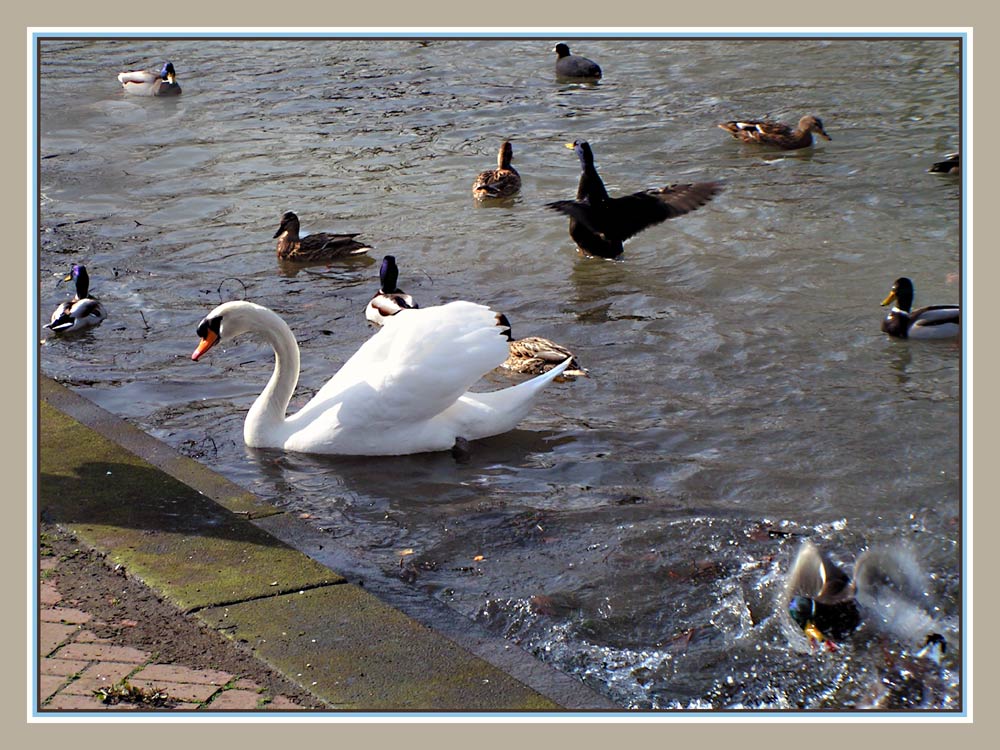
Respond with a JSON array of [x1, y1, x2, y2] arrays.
[[243, 308, 301, 448]]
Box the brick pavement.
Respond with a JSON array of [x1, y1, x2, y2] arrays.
[[38, 553, 303, 712]]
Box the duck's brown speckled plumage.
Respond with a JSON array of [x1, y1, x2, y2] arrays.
[[273, 211, 372, 263], [496, 313, 587, 379], [718, 115, 831, 150], [472, 141, 522, 200]]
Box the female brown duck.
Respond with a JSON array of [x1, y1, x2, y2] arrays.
[[273, 211, 372, 263], [495, 313, 587, 379], [718, 115, 831, 150], [472, 141, 521, 200]]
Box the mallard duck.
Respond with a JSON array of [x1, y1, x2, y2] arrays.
[[786, 541, 861, 648], [273, 211, 372, 263], [786, 541, 946, 652], [117, 61, 182, 97], [472, 141, 522, 200], [495, 313, 588, 379], [554, 43, 602, 79], [718, 115, 831, 150], [366, 255, 419, 326], [44, 265, 107, 334], [928, 152, 960, 174], [191, 300, 571, 456], [880, 277, 960, 339], [545, 140, 723, 259]]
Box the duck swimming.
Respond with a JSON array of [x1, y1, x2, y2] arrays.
[[495, 313, 588, 379], [117, 61, 182, 97], [273, 211, 372, 264], [44, 265, 107, 334], [191, 300, 570, 456], [928, 152, 960, 174], [553, 43, 602, 79], [472, 141, 522, 200], [880, 277, 960, 339], [718, 115, 831, 150], [785, 540, 947, 654], [546, 140, 723, 259], [366, 255, 419, 326]]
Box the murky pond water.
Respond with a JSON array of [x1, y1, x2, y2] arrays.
[[37, 35, 963, 710]]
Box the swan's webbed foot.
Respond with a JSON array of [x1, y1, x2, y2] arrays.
[[451, 437, 472, 463]]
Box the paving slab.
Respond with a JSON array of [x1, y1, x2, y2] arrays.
[[40, 399, 342, 611], [198, 585, 559, 711]]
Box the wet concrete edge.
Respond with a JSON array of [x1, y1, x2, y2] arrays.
[[37, 374, 618, 711]]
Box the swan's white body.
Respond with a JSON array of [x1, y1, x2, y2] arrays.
[[192, 300, 569, 456]]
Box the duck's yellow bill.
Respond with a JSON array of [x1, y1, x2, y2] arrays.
[[565, 142, 576, 149], [803, 622, 827, 644], [192, 330, 218, 361], [881, 290, 896, 306]]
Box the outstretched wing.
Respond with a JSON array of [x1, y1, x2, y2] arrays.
[[605, 182, 724, 241]]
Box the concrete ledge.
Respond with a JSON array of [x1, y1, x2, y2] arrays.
[[37, 376, 615, 711], [199, 586, 555, 710]]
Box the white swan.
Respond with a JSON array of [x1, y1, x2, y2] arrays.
[[191, 300, 570, 456]]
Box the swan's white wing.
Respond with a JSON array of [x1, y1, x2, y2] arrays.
[[300, 301, 507, 428]]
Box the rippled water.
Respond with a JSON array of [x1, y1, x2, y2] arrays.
[[37, 35, 963, 710]]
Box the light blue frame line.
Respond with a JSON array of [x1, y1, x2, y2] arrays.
[[31, 32, 39, 718], [30, 28, 968, 721]]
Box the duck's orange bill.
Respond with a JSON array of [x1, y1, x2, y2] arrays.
[[192, 330, 218, 361], [881, 290, 896, 306]]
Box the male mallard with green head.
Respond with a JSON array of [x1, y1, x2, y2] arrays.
[[880, 277, 959, 339], [117, 61, 182, 97], [44, 265, 108, 333], [785, 540, 948, 658], [366, 255, 419, 326]]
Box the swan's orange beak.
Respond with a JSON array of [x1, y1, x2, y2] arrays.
[[192, 330, 218, 361]]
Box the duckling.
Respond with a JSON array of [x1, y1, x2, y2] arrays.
[[785, 541, 947, 653], [553, 43, 602, 79], [366, 255, 419, 326], [273, 211, 372, 264], [546, 140, 723, 259], [472, 141, 522, 200], [928, 152, 960, 174], [117, 61, 182, 97], [495, 313, 588, 379], [880, 277, 960, 339], [44, 265, 107, 333], [718, 115, 831, 150]]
